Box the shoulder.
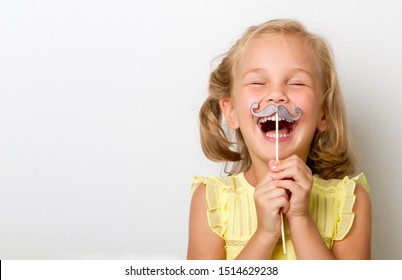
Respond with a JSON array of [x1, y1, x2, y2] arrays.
[[312, 173, 370, 197], [190, 173, 248, 237], [351, 173, 370, 207], [312, 172, 371, 229], [326, 173, 372, 259], [187, 181, 226, 259], [352, 182, 372, 243], [189, 181, 208, 218], [351, 181, 372, 236], [191, 175, 226, 212], [192, 173, 251, 193], [191, 175, 221, 194], [192, 174, 239, 190]]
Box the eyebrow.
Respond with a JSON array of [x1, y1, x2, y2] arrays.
[[291, 67, 313, 78], [240, 68, 265, 78], [241, 67, 314, 79]]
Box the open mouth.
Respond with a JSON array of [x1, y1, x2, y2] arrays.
[[258, 115, 297, 139]]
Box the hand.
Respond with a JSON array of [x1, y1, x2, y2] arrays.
[[269, 155, 313, 220], [254, 170, 290, 237]]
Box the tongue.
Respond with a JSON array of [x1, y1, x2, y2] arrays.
[[267, 126, 290, 135]]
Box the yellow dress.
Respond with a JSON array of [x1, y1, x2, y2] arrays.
[[191, 172, 369, 260]]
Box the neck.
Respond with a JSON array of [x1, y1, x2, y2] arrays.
[[243, 161, 273, 188]]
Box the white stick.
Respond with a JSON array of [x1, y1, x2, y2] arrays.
[[276, 113, 279, 161], [276, 112, 287, 255]]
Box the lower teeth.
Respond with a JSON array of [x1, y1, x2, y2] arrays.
[[266, 133, 288, 138]]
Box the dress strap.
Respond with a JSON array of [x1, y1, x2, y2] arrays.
[[192, 176, 228, 238], [334, 173, 369, 240]]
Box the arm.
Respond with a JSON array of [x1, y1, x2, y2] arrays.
[[287, 214, 336, 259], [290, 184, 371, 259], [331, 184, 372, 259], [187, 183, 226, 259], [235, 229, 279, 259]]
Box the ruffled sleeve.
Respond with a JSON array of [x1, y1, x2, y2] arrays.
[[192, 176, 228, 239], [333, 173, 370, 241]]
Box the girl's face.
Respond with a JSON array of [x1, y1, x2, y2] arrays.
[[220, 33, 327, 166]]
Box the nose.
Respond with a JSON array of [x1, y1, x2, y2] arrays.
[[263, 86, 288, 105]]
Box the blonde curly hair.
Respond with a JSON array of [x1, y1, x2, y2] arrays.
[[199, 19, 356, 179]]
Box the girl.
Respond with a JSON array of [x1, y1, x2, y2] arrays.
[[187, 19, 371, 260]]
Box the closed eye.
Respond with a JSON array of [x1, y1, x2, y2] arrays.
[[288, 81, 306, 87]]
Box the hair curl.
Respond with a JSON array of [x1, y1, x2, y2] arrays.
[[199, 19, 356, 179]]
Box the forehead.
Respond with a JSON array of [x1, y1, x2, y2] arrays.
[[236, 33, 318, 76]]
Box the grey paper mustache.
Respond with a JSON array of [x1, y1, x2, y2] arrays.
[[250, 102, 302, 121]]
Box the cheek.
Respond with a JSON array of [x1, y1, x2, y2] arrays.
[[232, 90, 259, 118], [295, 95, 323, 126], [234, 105, 251, 127]]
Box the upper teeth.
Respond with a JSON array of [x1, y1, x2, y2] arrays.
[[258, 116, 294, 123]]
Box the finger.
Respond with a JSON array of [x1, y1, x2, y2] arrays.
[[254, 180, 277, 197], [270, 157, 313, 190], [272, 165, 312, 189], [271, 197, 290, 214], [270, 155, 312, 175], [281, 200, 290, 214], [255, 170, 275, 189], [273, 179, 300, 193], [255, 186, 289, 202], [273, 179, 310, 202], [260, 196, 289, 216]]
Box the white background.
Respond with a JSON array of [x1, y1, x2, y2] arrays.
[[0, 0, 401, 259]]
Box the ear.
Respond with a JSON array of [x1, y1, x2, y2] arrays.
[[317, 111, 328, 132], [219, 97, 239, 130]]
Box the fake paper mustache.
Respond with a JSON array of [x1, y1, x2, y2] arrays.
[[250, 102, 302, 121]]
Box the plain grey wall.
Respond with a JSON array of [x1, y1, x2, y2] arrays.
[[0, 0, 401, 259]]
